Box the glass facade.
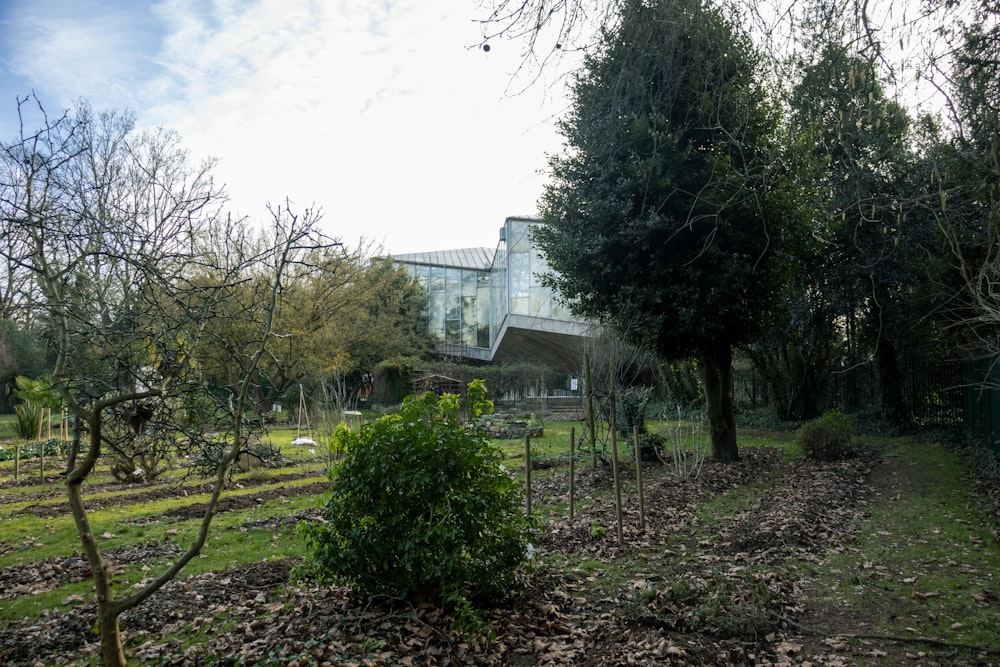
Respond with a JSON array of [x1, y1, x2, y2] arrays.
[[503, 218, 572, 320], [402, 263, 491, 347], [397, 217, 575, 351]]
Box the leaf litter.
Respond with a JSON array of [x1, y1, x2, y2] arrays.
[[1, 442, 999, 666]]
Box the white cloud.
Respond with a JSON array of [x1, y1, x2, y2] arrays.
[[136, 0, 571, 254], [1, 0, 574, 255], [2, 0, 161, 111]]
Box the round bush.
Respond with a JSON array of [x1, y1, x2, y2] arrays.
[[302, 392, 535, 601], [796, 409, 855, 460]]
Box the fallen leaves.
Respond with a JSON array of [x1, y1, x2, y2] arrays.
[[2, 442, 998, 666]]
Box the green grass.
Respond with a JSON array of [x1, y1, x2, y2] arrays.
[[0, 429, 331, 630], [793, 437, 1000, 652], [3, 420, 998, 664]]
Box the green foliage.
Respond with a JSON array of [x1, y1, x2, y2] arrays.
[[302, 392, 536, 602], [11, 376, 60, 439], [0, 319, 47, 411], [796, 409, 855, 460], [635, 432, 665, 462], [0, 438, 64, 461], [465, 378, 494, 420], [589, 521, 606, 539], [535, 0, 795, 463], [12, 400, 42, 439], [615, 386, 651, 439], [536, 0, 789, 359], [734, 405, 801, 431]]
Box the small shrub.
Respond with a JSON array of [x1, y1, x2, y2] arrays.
[[11, 375, 61, 439], [615, 386, 652, 438], [796, 409, 855, 460], [635, 432, 665, 462], [666, 408, 708, 478], [465, 378, 494, 421], [301, 391, 536, 604], [12, 401, 42, 439]]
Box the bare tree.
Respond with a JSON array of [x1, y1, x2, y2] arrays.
[[0, 97, 334, 666]]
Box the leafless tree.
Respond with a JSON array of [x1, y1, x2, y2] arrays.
[[0, 97, 334, 666]]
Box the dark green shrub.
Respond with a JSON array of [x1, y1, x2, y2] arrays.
[[301, 391, 536, 602], [796, 409, 855, 460], [635, 432, 665, 462], [614, 386, 652, 438]]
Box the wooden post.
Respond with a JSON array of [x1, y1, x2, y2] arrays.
[[633, 426, 646, 532], [524, 433, 532, 515], [569, 427, 576, 519], [39, 408, 50, 482], [584, 352, 597, 468], [610, 381, 623, 547]]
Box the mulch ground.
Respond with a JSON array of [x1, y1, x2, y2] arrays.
[[1, 444, 998, 666]]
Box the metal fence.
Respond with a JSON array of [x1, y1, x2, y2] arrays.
[[963, 357, 1000, 452], [817, 358, 966, 428]]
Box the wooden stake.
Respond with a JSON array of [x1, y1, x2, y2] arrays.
[[569, 427, 576, 519], [633, 426, 646, 532], [39, 407, 51, 482], [524, 433, 532, 515], [585, 352, 597, 468], [610, 381, 623, 547]]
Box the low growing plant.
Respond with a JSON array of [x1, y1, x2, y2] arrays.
[[301, 391, 536, 605], [624, 570, 783, 639], [796, 409, 855, 460]]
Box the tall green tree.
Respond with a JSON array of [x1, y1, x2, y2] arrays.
[[0, 319, 46, 412], [788, 38, 939, 427], [536, 0, 794, 461]]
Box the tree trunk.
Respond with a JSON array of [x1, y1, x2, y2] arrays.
[[875, 331, 906, 427], [66, 416, 127, 667], [698, 341, 738, 463], [98, 605, 127, 667]]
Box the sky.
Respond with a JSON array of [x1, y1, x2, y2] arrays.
[[0, 0, 575, 256]]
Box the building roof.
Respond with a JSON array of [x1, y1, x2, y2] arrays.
[[390, 247, 494, 271]]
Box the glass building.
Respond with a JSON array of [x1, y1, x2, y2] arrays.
[[391, 217, 590, 367]]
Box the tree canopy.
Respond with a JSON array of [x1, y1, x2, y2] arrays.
[[536, 0, 797, 460]]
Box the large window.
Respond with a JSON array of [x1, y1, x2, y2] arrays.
[[404, 262, 491, 348]]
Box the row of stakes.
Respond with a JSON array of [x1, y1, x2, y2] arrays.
[[523, 424, 647, 547]]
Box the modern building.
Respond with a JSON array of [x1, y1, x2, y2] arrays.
[[391, 216, 592, 368]]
